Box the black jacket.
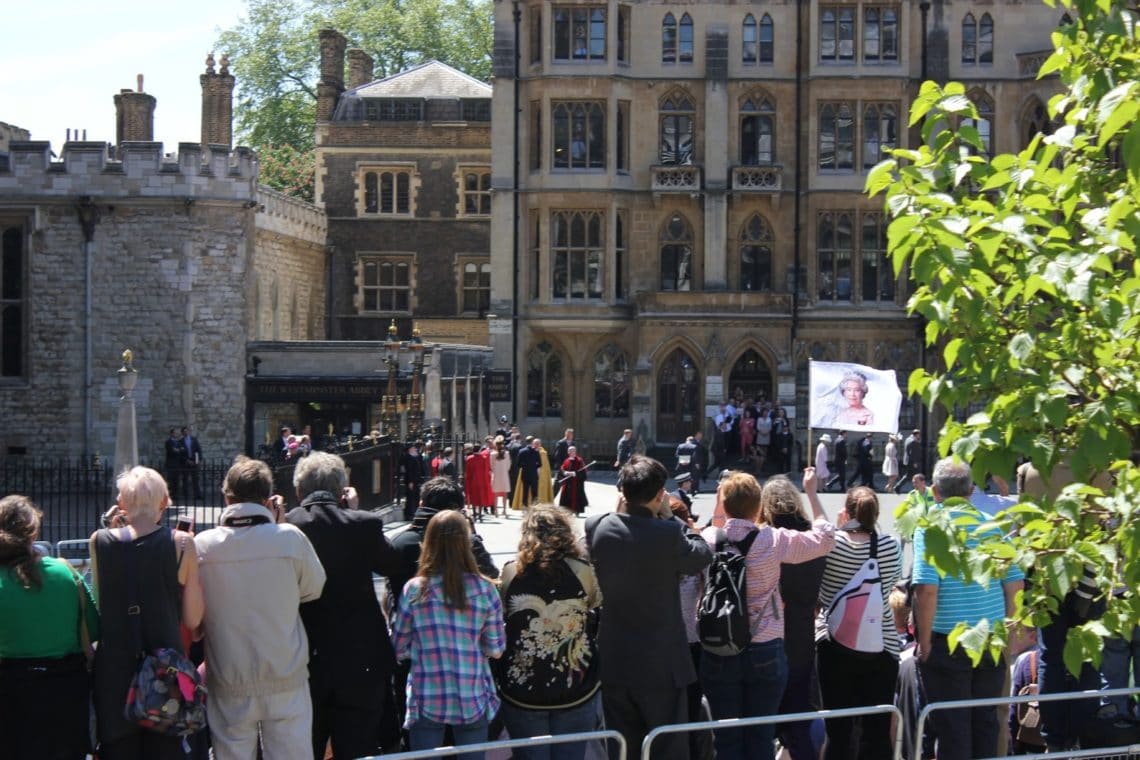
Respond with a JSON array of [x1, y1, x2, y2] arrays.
[[285, 492, 402, 682], [835, 437, 848, 465], [388, 505, 499, 608]]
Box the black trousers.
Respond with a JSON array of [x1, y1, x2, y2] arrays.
[[601, 681, 690, 760], [918, 633, 1005, 760], [816, 639, 898, 760], [309, 672, 390, 760], [0, 654, 90, 760]]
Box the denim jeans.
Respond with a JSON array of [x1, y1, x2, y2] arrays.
[[408, 715, 489, 760], [500, 693, 600, 760], [1101, 626, 1140, 716], [700, 639, 788, 760], [1039, 617, 1100, 749]]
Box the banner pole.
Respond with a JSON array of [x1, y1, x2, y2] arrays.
[[807, 358, 813, 479]]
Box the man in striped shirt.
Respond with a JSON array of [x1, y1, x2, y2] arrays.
[[912, 457, 1025, 760]]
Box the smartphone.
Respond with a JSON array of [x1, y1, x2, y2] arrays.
[[175, 515, 194, 533]]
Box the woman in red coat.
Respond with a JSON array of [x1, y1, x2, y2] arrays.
[[464, 442, 495, 521]]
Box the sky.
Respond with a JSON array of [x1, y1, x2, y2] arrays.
[[1, 0, 247, 152]]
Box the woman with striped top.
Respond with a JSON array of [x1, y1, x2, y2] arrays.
[[806, 481, 902, 760]]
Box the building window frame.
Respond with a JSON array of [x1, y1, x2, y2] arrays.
[[459, 166, 492, 216], [818, 102, 855, 171], [861, 102, 898, 168], [862, 6, 899, 62], [594, 344, 631, 419], [362, 99, 423, 121], [820, 6, 856, 62], [552, 100, 606, 170], [679, 13, 695, 63], [662, 13, 678, 63], [963, 88, 995, 157], [759, 14, 774, 63], [618, 5, 631, 63], [457, 255, 492, 314], [660, 212, 694, 292], [358, 165, 416, 216], [743, 14, 758, 64], [553, 6, 607, 61], [818, 211, 854, 302], [739, 213, 774, 292], [659, 91, 695, 166], [740, 94, 777, 165], [0, 219, 27, 380], [551, 210, 606, 301], [962, 12, 994, 65], [356, 253, 414, 314], [527, 341, 563, 418], [860, 212, 894, 303]]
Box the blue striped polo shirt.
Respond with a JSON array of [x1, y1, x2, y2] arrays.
[[912, 501, 1025, 634]]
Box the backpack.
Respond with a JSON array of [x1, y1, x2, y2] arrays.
[[1015, 650, 1046, 748], [825, 532, 885, 653], [124, 647, 208, 738], [698, 528, 761, 656]]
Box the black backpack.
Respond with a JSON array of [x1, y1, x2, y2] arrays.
[[698, 528, 760, 656]]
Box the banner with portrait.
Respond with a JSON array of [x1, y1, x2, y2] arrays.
[[808, 360, 903, 434]]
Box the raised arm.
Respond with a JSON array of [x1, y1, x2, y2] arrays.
[[802, 466, 826, 521]]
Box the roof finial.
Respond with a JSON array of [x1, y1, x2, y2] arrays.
[[137, 74, 144, 92], [206, 52, 216, 74]]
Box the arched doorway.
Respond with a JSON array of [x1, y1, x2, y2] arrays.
[[657, 348, 700, 442], [727, 349, 774, 403]]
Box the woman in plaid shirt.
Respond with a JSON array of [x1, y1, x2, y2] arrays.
[[393, 509, 506, 758]]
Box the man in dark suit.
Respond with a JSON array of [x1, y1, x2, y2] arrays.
[[506, 428, 523, 506], [516, 437, 542, 507], [180, 425, 203, 499], [164, 427, 185, 495], [855, 432, 875, 488], [586, 455, 713, 760], [691, 431, 708, 494], [285, 452, 404, 759], [552, 428, 574, 470], [400, 442, 424, 521], [826, 430, 848, 491]]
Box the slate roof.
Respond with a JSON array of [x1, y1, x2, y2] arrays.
[[349, 60, 491, 99]]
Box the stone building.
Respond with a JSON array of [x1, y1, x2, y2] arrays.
[[315, 30, 494, 346], [0, 59, 327, 460], [487, 0, 1064, 452]]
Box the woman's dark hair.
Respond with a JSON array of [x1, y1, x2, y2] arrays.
[[0, 495, 43, 590], [845, 486, 879, 531], [416, 509, 480, 609], [516, 503, 582, 575]]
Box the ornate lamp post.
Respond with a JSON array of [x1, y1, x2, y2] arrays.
[[381, 320, 401, 437]]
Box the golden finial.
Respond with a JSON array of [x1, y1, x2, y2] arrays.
[[388, 319, 398, 339], [412, 323, 422, 343], [122, 349, 134, 368]]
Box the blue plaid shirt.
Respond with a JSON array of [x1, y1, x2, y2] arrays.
[[393, 573, 505, 727]]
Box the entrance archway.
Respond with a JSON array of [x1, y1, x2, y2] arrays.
[[727, 348, 774, 403], [657, 348, 700, 442]]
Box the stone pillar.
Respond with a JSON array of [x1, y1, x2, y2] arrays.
[[703, 26, 730, 290], [114, 75, 156, 148], [113, 350, 139, 477], [346, 48, 374, 90], [317, 29, 347, 122], [927, 0, 950, 84], [200, 53, 236, 148]]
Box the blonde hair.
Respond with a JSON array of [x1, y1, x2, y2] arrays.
[[720, 472, 763, 520], [758, 475, 808, 526], [116, 466, 169, 522]]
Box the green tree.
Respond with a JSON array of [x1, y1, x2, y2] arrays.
[[257, 144, 316, 202], [868, 0, 1139, 673], [216, 0, 493, 155]]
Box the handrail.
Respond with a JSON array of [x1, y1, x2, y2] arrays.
[[355, 728, 626, 760], [913, 686, 1140, 760], [643, 703, 902, 760]]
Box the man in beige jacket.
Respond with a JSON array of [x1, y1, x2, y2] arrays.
[[195, 456, 326, 760]]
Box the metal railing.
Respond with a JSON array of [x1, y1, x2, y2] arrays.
[[356, 728, 626, 760], [643, 704, 902, 760], [913, 687, 1140, 760]]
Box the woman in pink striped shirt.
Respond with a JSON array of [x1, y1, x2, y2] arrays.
[[699, 469, 836, 760]]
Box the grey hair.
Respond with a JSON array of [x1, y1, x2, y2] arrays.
[[293, 451, 349, 497], [932, 457, 972, 499]]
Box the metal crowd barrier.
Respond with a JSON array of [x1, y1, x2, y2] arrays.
[[356, 728, 626, 760], [643, 704, 903, 760], [913, 686, 1140, 760]]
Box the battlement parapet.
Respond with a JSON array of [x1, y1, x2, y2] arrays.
[[256, 185, 327, 244], [0, 140, 258, 202]]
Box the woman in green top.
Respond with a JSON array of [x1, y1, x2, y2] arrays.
[[0, 494, 100, 760]]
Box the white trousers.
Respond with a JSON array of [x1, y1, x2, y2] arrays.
[[208, 685, 312, 760]]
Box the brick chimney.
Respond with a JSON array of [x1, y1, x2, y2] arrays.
[[200, 52, 236, 148], [346, 48, 374, 90], [114, 75, 156, 146], [317, 29, 347, 122]]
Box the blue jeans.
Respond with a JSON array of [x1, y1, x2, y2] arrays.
[[1101, 626, 1140, 715], [700, 639, 788, 760], [1039, 618, 1100, 749], [500, 693, 600, 760], [408, 715, 489, 760]]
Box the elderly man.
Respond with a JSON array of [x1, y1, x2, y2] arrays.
[[285, 452, 403, 760], [195, 456, 326, 760], [912, 457, 1025, 760]]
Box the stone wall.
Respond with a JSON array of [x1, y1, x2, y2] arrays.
[[0, 141, 257, 461], [252, 186, 329, 341]]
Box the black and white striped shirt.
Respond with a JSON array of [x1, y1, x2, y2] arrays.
[[814, 531, 903, 657]]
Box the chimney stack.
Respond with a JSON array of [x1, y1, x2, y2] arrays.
[[346, 48, 374, 90], [200, 52, 236, 148], [114, 75, 156, 146], [317, 29, 347, 122]]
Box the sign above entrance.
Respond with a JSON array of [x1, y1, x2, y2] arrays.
[[705, 376, 724, 401], [488, 318, 512, 335], [484, 370, 512, 402]]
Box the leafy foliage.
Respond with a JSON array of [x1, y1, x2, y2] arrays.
[[216, 0, 493, 197], [869, 0, 1140, 669], [258, 144, 316, 202]]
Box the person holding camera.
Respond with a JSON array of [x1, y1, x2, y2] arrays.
[[285, 452, 404, 759], [195, 457, 326, 760]]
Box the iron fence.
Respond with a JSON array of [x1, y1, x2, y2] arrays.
[[356, 728, 626, 760]]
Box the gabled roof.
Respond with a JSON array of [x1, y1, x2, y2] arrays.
[[349, 60, 491, 99]]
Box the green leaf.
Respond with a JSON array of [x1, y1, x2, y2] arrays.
[[1009, 333, 1035, 363], [1097, 83, 1139, 146]]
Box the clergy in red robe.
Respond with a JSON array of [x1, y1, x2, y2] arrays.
[[556, 446, 589, 515]]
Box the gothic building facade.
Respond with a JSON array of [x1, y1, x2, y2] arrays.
[[486, 0, 1064, 452]]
